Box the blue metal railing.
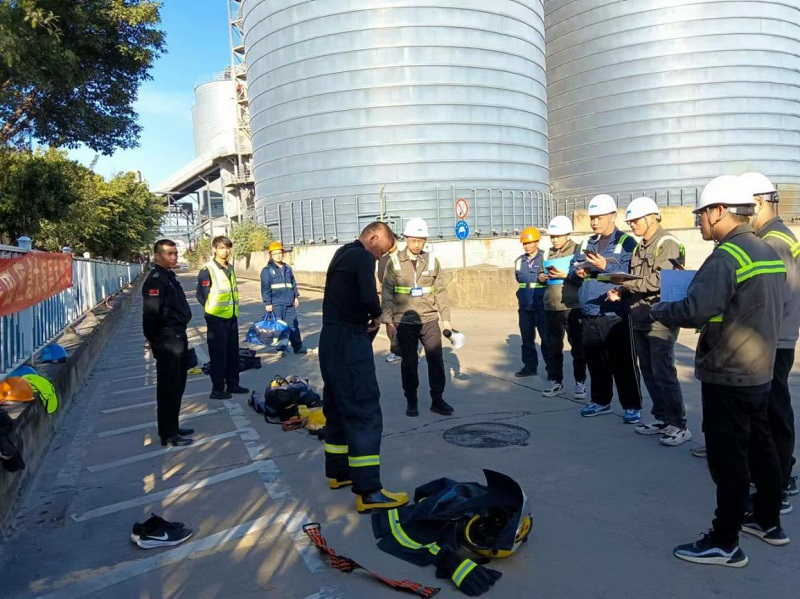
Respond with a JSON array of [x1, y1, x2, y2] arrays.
[[0, 245, 144, 374]]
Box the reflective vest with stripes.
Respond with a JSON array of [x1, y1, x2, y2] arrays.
[[204, 261, 239, 318]]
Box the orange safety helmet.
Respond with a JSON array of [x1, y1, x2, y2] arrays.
[[520, 227, 540, 243], [268, 241, 284, 253], [0, 377, 35, 402]]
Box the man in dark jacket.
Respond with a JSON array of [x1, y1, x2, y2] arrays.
[[514, 227, 548, 378], [652, 175, 788, 567], [142, 239, 194, 447], [321, 221, 409, 513], [608, 197, 690, 447], [260, 240, 306, 355]]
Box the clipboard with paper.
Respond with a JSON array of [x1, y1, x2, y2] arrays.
[[543, 256, 572, 285], [660, 270, 697, 302]]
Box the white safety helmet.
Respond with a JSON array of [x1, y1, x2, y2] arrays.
[[587, 194, 617, 216], [403, 217, 430, 238], [624, 196, 660, 222], [697, 175, 755, 211], [738, 172, 778, 202], [546, 215, 574, 236]]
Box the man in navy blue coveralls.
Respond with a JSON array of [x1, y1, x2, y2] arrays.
[[320, 221, 409, 513], [260, 241, 306, 354]]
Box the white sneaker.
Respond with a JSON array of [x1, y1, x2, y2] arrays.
[[635, 420, 668, 436], [542, 381, 564, 397], [385, 353, 401, 363], [660, 426, 693, 447], [573, 382, 587, 400]]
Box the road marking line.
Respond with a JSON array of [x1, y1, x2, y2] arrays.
[[96, 409, 221, 437], [34, 515, 280, 599], [71, 461, 262, 522], [112, 376, 205, 395], [86, 431, 239, 472], [100, 391, 209, 413]]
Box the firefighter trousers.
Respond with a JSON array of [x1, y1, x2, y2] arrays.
[[320, 322, 383, 494]]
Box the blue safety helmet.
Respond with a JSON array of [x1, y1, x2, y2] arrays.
[[40, 343, 68, 363], [7, 365, 37, 378]]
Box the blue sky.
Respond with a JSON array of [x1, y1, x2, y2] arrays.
[[69, 1, 232, 190]]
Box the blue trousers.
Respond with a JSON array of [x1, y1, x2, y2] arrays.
[[518, 308, 549, 376], [272, 304, 302, 352]]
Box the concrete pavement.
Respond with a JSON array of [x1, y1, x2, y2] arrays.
[[0, 273, 798, 598]]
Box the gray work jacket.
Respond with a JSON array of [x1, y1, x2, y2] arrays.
[[381, 248, 451, 325]]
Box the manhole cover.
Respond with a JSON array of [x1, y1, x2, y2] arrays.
[[443, 423, 530, 448]]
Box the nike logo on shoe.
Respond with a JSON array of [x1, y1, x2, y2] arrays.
[[148, 532, 169, 541]]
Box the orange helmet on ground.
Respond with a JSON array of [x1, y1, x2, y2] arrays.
[[520, 227, 540, 243], [268, 241, 284, 253], [0, 377, 35, 402]]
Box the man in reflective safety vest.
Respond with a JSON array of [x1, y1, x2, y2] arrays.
[[514, 227, 548, 378], [260, 240, 306, 355], [652, 175, 787, 567], [197, 236, 249, 400]]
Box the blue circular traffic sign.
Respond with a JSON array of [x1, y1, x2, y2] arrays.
[[455, 220, 470, 240]]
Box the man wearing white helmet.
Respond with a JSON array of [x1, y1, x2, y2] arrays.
[[607, 197, 691, 447], [567, 194, 642, 422], [740, 171, 799, 512], [652, 175, 787, 567], [539, 216, 586, 399], [382, 217, 455, 417]]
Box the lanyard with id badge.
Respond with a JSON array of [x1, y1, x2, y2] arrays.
[[411, 259, 424, 297]]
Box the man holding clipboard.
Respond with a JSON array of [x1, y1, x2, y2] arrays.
[[607, 197, 691, 447]]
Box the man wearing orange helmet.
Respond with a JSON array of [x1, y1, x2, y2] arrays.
[[514, 227, 549, 379], [260, 241, 306, 355]]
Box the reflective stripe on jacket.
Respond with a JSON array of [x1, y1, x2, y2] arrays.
[[260, 261, 298, 307], [203, 260, 239, 318]]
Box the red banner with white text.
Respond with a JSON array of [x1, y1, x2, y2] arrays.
[[0, 252, 73, 317]]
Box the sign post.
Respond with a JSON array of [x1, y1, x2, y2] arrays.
[[454, 198, 470, 268]]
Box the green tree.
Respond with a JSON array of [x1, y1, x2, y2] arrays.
[[0, 1, 165, 153], [39, 170, 164, 259], [230, 220, 273, 260], [0, 147, 86, 240]]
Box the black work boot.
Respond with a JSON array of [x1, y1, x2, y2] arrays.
[[430, 399, 454, 416], [406, 397, 419, 417]]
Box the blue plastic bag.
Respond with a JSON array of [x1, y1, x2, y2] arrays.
[[246, 313, 290, 351]]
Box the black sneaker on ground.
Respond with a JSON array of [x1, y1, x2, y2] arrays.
[[136, 523, 193, 549], [130, 514, 186, 543], [177, 427, 194, 436], [788, 476, 798, 496], [226, 385, 249, 394], [161, 435, 193, 447], [294, 347, 308, 354], [514, 367, 536, 378], [673, 532, 748, 568], [741, 514, 790, 546], [209, 390, 233, 400]]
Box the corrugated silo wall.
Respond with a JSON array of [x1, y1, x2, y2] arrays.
[[546, 0, 800, 215], [193, 79, 238, 157], [244, 0, 550, 243]]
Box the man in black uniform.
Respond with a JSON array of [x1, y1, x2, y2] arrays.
[[142, 239, 194, 447], [320, 221, 409, 513]]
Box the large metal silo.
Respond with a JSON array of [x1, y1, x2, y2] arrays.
[[546, 0, 800, 201], [193, 78, 238, 157], [244, 0, 549, 242]]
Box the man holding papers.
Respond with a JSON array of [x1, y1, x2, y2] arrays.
[[651, 175, 787, 567], [607, 197, 692, 447], [567, 194, 642, 422], [539, 216, 586, 398]]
